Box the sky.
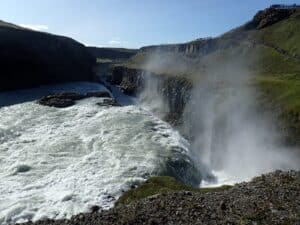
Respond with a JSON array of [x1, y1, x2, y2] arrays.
[[0, 0, 299, 48]]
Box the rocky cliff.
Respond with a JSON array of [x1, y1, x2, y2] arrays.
[[0, 20, 95, 91], [88, 47, 137, 60], [131, 6, 300, 58], [252, 5, 299, 29], [110, 66, 192, 129]]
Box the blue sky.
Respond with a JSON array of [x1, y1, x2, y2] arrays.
[[0, 0, 299, 48]]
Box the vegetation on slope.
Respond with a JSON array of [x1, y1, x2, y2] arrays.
[[116, 176, 231, 206]]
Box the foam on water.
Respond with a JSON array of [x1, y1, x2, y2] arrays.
[[0, 83, 190, 224]]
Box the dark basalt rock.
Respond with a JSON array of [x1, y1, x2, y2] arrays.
[[39, 98, 75, 108], [96, 98, 121, 107], [38, 91, 113, 108], [252, 7, 297, 29], [110, 66, 192, 129], [120, 82, 138, 95], [110, 66, 143, 96], [0, 20, 95, 92], [86, 91, 111, 98], [38, 92, 85, 108], [90, 205, 101, 213]]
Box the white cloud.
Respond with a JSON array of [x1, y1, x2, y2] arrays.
[[108, 37, 121, 46], [19, 24, 49, 31]]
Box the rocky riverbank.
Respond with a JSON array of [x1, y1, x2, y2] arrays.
[[19, 170, 300, 225]]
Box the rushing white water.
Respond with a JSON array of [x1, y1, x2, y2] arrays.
[[0, 82, 192, 224]]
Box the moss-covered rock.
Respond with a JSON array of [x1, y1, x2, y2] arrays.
[[115, 176, 231, 206]]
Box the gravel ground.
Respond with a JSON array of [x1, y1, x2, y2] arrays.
[[19, 170, 300, 225]]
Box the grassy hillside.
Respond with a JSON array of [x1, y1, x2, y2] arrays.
[[252, 10, 300, 144], [121, 7, 300, 144]]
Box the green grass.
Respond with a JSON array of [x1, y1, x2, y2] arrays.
[[254, 9, 300, 56], [255, 75, 300, 144], [255, 76, 300, 112], [115, 176, 231, 206]]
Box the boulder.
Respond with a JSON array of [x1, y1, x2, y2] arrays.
[[96, 98, 121, 107], [38, 91, 114, 108], [38, 92, 85, 108]]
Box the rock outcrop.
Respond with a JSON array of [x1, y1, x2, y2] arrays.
[[139, 38, 217, 58], [37, 91, 114, 108], [110, 66, 144, 95], [0, 21, 95, 91], [110, 66, 192, 127], [87, 47, 137, 60], [253, 6, 298, 29]]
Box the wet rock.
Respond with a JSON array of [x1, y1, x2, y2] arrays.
[[14, 164, 31, 174], [38, 92, 85, 107], [110, 65, 192, 128], [90, 205, 101, 213], [61, 195, 73, 202], [38, 91, 114, 108], [110, 66, 144, 96], [120, 82, 138, 95], [86, 91, 111, 98], [96, 98, 121, 107]]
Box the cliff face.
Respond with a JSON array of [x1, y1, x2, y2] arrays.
[[111, 66, 192, 130], [0, 21, 95, 91], [110, 66, 144, 95], [139, 38, 218, 58], [88, 47, 137, 60]]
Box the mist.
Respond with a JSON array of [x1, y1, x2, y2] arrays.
[[138, 49, 300, 186], [183, 56, 300, 185], [137, 70, 169, 118]]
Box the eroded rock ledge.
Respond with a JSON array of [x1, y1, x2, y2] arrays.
[[37, 91, 119, 108]]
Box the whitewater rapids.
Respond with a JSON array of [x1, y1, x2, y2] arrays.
[[0, 82, 194, 224]]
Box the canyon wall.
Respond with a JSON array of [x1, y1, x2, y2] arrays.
[[0, 20, 95, 91]]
